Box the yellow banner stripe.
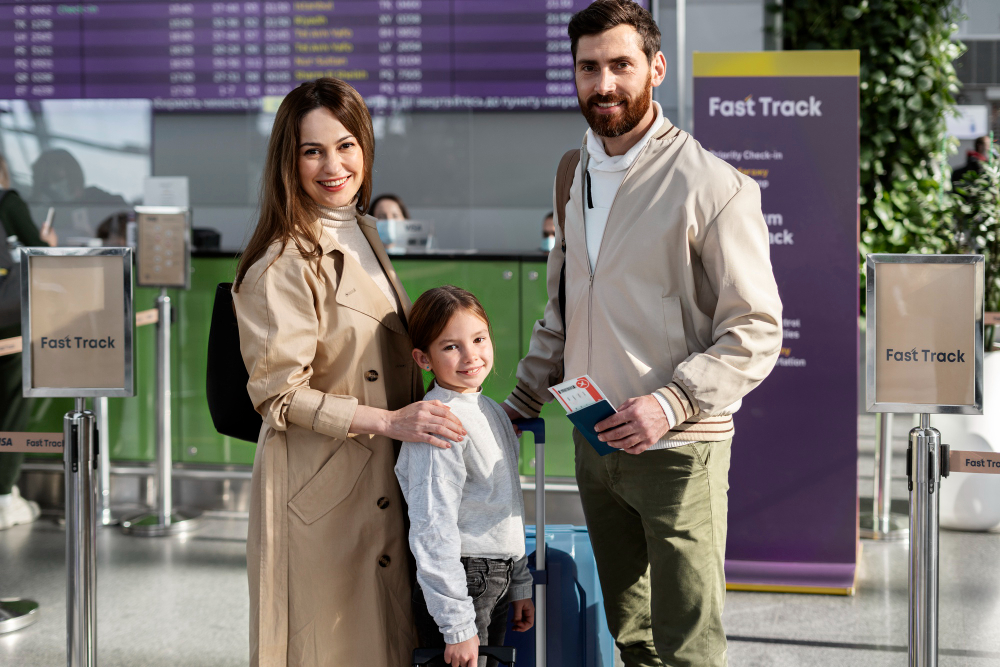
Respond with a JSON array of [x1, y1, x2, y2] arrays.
[[693, 51, 860, 77]]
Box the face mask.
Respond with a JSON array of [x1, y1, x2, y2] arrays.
[[541, 235, 555, 252]]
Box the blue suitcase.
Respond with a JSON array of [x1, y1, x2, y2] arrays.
[[505, 525, 615, 667], [505, 420, 615, 667]]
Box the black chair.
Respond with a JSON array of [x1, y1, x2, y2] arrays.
[[413, 646, 516, 666]]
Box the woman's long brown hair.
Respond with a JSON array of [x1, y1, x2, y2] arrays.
[[234, 78, 375, 291]]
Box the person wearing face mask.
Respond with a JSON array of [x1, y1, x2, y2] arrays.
[[0, 151, 57, 530], [369, 193, 410, 221], [232, 78, 467, 667], [541, 211, 556, 252], [502, 2, 782, 665]]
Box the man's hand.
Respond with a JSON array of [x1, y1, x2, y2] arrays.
[[501, 403, 523, 436], [595, 395, 672, 455], [444, 635, 480, 667], [511, 598, 535, 632]]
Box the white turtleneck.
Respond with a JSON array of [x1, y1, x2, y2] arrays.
[[318, 204, 402, 315], [583, 100, 665, 273]]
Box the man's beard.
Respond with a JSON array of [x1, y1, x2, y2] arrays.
[[578, 72, 653, 138]]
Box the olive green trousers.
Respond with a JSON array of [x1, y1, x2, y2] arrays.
[[574, 430, 732, 667]]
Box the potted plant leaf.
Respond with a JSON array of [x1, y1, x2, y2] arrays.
[[938, 137, 1000, 531]]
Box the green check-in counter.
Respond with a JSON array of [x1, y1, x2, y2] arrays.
[[23, 252, 576, 479]]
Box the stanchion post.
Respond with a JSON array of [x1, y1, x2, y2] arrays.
[[121, 288, 200, 536], [64, 397, 98, 667], [861, 412, 908, 540], [908, 413, 941, 667], [94, 397, 112, 526]]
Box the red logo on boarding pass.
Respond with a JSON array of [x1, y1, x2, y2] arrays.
[[576, 379, 589, 389]]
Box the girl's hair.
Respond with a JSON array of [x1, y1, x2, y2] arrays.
[[408, 285, 492, 352], [234, 78, 375, 292]]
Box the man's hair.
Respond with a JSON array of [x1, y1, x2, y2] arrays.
[[975, 136, 991, 156], [568, 0, 661, 63]]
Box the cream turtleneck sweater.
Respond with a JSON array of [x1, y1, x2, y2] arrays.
[[318, 203, 402, 315]]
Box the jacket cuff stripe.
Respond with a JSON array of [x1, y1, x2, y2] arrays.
[[513, 385, 544, 409]]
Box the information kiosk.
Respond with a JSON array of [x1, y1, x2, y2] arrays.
[[20, 246, 134, 667], [866, 253, 984, 667]]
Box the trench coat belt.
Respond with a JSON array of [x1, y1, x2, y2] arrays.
[[257, 429, 290, 664]]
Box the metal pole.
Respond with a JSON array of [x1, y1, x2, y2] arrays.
[[877, 413, 894, 530], [65, 397, 97, 667], [861, 412, 908, 540], [156, 289, 171, 527], [121, 289, 200, 536], [908, 413, 940, 667], [94, 397, 112, 526], [535, 433, 546, 667], [676, 0, 686, 132]]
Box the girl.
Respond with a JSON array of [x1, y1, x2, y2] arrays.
[[395, 286, 535, 667]]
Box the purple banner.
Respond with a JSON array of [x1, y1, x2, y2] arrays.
[[694, 54, 860, 592]]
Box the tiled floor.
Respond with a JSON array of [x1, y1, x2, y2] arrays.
[[3, 515, 1000, 666], [2, 413, 998, 666]]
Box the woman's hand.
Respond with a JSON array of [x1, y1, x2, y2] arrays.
[[444, 635, 479, 667], [351, 402, 466, 449]]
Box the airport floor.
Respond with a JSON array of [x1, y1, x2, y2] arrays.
[[2, 415, 999, 667]]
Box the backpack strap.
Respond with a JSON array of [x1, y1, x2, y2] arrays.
[[554, 149, 580, 330]]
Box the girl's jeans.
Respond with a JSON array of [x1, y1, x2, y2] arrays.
[[412, 556, 513, 667]]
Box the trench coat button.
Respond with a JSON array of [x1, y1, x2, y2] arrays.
[[365, 370, 379, 382], [378, 554, 391, 567], [377, 497, 390, 509]]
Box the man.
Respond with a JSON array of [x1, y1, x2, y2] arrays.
[[502, 1, 782, 665]]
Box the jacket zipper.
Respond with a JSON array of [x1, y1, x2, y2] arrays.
[[585, 142, 650, 374]]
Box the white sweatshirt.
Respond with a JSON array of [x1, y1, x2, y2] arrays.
[[395, 385, 533, 645]]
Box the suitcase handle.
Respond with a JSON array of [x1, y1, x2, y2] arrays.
[[513, 418, 545, 444], [412, 646, 516, 665]]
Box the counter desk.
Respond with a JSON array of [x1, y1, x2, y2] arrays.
[[22, 250, 574, 479]]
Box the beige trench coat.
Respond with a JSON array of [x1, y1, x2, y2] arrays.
[[233, 214, 424, 667]]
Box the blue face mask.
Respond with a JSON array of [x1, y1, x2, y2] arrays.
[[541, 235, 555, 252]]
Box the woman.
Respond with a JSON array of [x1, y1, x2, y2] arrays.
[[233, 79, 465, 667], [0, 152, 56, 530]]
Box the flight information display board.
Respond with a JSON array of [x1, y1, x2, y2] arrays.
[[0, 0, 646, 111]]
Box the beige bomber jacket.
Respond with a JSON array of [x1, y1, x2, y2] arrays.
[[506, 123, 783, 442]]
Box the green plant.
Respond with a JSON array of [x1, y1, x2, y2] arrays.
[[777, 0, 966, 311], [949, 144, 1000, 350]]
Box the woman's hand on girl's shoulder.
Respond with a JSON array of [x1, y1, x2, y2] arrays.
[[388, 400, 466, 449]]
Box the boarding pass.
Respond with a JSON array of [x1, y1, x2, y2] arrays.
[[548, 375, 609, 413]]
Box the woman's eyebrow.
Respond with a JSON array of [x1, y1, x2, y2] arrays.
[[298, 134, 353, 149]]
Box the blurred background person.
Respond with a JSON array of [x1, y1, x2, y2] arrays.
[[96, 211, 129, 247], [541, 210, 555, 253], [0, 151, 56, 530], [370, 193, 410, 250], [31, 148, 128, 206], [369, 192, 409, 220], [952, 135, 992, 185]]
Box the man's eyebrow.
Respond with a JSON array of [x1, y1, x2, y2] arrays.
[[576, 56, 635, 66]]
